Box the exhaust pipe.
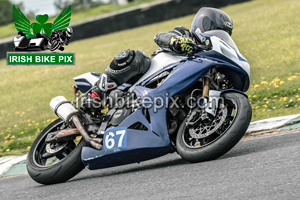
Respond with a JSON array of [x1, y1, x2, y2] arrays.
[[71, 115, 102, 150], [50, 96, 102, 150]]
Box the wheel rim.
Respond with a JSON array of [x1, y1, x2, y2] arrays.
[[32, 120, 81, 168], [182, 97, 238, 149]]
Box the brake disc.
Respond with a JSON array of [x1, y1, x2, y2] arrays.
[[188, 105, 228, 139]]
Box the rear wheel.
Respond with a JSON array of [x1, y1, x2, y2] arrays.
[[176, 92, 251, 162], [27, 118, 88, 185]]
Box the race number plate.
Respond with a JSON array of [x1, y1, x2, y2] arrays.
[[103, 127, 127, 151]]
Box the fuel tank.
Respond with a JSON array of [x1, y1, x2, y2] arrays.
[[129, 52, 185, 91]]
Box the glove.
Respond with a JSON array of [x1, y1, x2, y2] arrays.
[[170, 36, 194, 53]]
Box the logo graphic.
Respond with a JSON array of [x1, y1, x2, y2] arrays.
[[7, 5, 75, 66], [12, 5, 73, 52]]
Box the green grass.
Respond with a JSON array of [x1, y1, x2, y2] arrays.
[[0, 0, 300, 156], [0, 0, 157, 40]]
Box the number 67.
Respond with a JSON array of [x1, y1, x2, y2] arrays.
[[105, 130, 126, 149]]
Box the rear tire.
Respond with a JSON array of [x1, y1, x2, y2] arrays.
[[176, 92, 252, 163], [27, 119, 88, 185]]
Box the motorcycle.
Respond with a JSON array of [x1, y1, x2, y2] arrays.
[[27, 30, 252, 185]]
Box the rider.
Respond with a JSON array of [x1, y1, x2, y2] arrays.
[[82, 7, 234, 109], [153, 7, 233, 56]]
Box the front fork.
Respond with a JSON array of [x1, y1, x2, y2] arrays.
[[202, 76, 221, 117], [186, 78, 222, 126], [202, 76, 210, 98]]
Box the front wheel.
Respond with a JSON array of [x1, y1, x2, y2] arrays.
[[176, 92, 252, 163], [27, 119, 88, 185]]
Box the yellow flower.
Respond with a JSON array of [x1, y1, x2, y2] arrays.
[[288, 76, 297, 81], [297, 98, 300, 102], [260, 81, 268, 85], [27, 119, 31, 122], [283, 97, 288, 101], [296, 95, 300, 98], [261, 77, 265, 80], [262, 105, 268, 108], [0, 132, 3, 135], [11, 135, 16, 139], [266, 101, 270, 104], [254, 84, 260, 89], [253, 95, 257, 98], [32, 120, 35, 123], [20, 132, 24, 134], [35, 123, 39, 126], [262, 109, 266, 112], [6, 149, 10, 152], [279, 81, 285, 85], [263, 97, 268, 101], [4, 141, 8, 144], [255, 106, 260, 109], [26, 146, 31, 150], [15, 111, 20, 115], [274, 95, 278, 98]]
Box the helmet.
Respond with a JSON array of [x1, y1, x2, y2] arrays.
[[191, 7, 233, 41]]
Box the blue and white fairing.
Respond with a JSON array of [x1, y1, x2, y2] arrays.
[[194, 30, 251, 92], [80, 30, 250, 169]]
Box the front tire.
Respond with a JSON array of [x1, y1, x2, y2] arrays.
[[176, 92, 252, 163], [27, 119, 88, 185]]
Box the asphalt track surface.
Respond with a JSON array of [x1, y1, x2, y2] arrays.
[[1, 131, 299, 200]]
